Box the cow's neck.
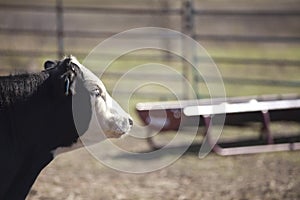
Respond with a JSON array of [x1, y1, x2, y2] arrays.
[[0, 72, 49, 109]]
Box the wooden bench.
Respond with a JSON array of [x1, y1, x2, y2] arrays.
[[136, 94, 300, 155]]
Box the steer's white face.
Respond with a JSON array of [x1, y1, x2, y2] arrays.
[[52, 56, 132, 157], [71, 56, 133, 140]]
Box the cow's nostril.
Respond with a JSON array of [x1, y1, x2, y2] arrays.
[[128, 118, 133, 126]]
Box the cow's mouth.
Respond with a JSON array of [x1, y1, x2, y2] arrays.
[[106, 117, 133, 138], [106, 130, 128, 138]]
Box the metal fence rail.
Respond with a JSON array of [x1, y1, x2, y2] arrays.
[[0, 2, 299, 58], [2, 49, 300, 67], [0, 0, 300, 98]]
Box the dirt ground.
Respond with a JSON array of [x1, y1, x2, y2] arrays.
[[27, 142, 300, 200]]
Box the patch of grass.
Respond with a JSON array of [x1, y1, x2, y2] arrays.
[[204, 43, 300, 60]]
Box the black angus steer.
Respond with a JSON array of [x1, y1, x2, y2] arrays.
[[0, 56, 133, 199]]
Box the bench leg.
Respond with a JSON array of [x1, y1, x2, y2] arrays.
[[202, 116, 223, 154], [260, 110, 274, 144], [146, 129, 161, 150], [202, 112, 300, 156]]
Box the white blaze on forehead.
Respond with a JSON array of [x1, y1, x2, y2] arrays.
[[70, 56, 129, 117], [70, 56, 106, 91]]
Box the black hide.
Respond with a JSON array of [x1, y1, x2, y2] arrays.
[[0, 57, 92, 200]]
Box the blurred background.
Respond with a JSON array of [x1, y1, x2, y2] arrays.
[[0, 0, 299, 199]]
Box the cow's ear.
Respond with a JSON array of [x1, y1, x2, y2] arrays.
[[44, 60, 57, 69], [61, 59, 78, 96]]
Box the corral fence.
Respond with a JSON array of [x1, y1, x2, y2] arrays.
[[0, 0, 300, 99]]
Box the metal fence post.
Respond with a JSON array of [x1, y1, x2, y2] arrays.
[[160, 0, 172, 62], [181, 0, 195, 99], [56, 0, 64, 58]]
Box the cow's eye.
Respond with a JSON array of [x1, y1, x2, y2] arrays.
[[93, 88, 101, 97], [93, 88, 106, 101]]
